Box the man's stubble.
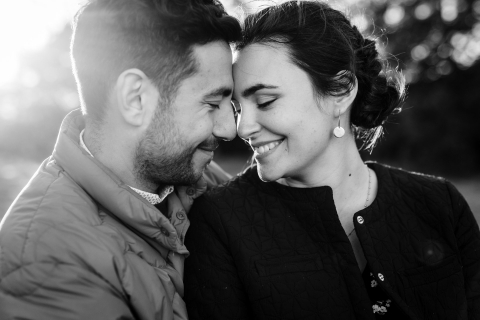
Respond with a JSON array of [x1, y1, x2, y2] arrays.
[[133, 102, 200, 189]]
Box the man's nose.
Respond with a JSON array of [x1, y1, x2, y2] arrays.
[[213, 100, 237, 141]]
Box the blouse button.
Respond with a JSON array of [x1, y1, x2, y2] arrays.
[[378, 273, 385, 281], [357, 216, 364, 224]]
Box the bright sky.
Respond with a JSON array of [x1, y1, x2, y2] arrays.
[[0, 0, 241, 88], [0, 1, 84, 87], [0, 0, 242, 88]]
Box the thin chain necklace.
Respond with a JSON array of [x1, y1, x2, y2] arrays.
[[364, 165, 372, 208], [348, 165, 371, 237]]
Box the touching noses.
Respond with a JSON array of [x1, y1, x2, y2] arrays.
[[213, 100, 237, 141], [236, 103, 260, 141]]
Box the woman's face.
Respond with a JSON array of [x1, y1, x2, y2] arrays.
[[233, 44, 337, 183]]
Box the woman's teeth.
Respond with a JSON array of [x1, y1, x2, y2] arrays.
[[255, 140, 282, 155]]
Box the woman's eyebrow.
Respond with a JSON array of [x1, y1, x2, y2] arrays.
[[241, 84, 278, 98]]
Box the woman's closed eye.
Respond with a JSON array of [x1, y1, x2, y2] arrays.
[[258, 99, 276, 109]]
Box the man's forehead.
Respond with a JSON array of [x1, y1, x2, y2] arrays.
[[192, 41, 233, 72], [186, 41, 234, 97]]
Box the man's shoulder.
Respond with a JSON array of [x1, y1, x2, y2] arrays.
[[0, 158, 109, 267], [2, 158, 102, 231], [0, 160, 126, 296]]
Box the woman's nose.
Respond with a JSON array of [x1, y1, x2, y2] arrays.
[[236, 104, 260, 140]]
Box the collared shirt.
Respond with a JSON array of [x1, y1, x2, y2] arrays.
[[79, 129, 173, 205]]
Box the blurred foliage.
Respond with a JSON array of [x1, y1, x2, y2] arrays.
[[348, 0, 480, 176], [0, 25, 77, 163], [0, 0, 479, 179]]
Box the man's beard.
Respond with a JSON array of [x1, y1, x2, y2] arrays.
[[134, 140, 199, 187], [133, 105, 219, 188]]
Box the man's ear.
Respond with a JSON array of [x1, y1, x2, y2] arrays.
[[333, 72, 358, 115], [115, 68, 159, 127]]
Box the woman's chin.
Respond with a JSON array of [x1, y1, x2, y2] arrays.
[[256, 164, 282, 182]]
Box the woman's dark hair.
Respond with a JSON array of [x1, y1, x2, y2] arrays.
[[236, 0, 406, 150]]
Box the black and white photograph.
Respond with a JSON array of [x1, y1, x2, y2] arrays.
[[0, 0, 479, 319]]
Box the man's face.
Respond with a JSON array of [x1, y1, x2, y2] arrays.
[[134, 41, 236, 187]]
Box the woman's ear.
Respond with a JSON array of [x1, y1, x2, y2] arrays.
[[334, 73, 358, 115], [115, 68, 160, 128]]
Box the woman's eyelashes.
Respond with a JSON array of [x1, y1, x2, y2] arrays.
[[230, 97, 276, 114], [258, 99, 276, 109]]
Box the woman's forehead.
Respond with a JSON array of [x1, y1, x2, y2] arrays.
[[233, 44, 295, 89]]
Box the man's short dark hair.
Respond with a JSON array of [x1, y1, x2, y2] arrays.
[[71, 0, 241, 124]]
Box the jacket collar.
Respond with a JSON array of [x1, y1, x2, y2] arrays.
[[52, 109, 188, 254]]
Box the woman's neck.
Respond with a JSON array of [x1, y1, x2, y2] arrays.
[[276, 136, 373, 220]]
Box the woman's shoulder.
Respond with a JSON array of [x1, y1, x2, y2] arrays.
[[188, 166, 266, 229], [201, 165, 260, 200], [370, 161, 462, 205], [191, 166, 260, 213], [371, 161, 448, 187]]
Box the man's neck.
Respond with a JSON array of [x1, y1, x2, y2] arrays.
[[79, 129, 173, 204], [82, 127, 138, 188]]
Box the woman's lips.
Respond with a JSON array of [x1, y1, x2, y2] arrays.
[[252, 139, 284, 159]]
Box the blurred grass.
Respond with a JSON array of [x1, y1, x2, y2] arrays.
[[1, 156, 479, 226]]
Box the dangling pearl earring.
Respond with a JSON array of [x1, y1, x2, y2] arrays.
[[333, 112, 345, 138]]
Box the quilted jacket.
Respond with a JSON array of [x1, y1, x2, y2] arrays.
[[0, 109, 231, 320], [184, 162, 480, 320]]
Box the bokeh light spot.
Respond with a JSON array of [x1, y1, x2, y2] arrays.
[[436, 60, 453, 75], [351, 14, 370, 33], [384, 5, 405, 26], [415, 3, 433, 20], [441, 0, 458, 22], [473, 0, 480, 15], [411, 44, 431, 61], [437, 44, 452, 59]]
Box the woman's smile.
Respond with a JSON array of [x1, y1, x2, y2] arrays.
[[252, 139, 285, 159]]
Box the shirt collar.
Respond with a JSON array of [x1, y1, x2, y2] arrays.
[[79, 129, 173, 205]]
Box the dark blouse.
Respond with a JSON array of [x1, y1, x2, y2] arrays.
[[185, 162, 480, 320]]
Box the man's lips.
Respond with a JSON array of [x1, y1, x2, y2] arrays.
[[197, 139, 219, 152]]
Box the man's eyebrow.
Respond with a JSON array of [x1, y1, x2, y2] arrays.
[[241, 84, 278, 98], [204, 86, 232, 99]]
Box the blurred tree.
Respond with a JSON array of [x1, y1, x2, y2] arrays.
[[352, 0, 480, 177], [0, 25, 76, 162]]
